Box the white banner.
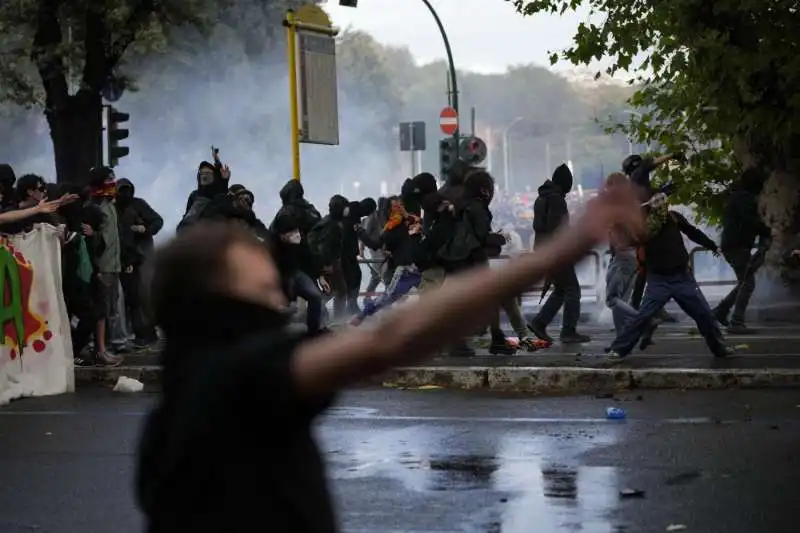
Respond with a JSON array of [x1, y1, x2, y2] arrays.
[[0, 224, 74, 406]]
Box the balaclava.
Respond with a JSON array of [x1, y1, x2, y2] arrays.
[[117, 178, 135, 210], [551, 164, 573, 196], [329, 195, 348, 220]]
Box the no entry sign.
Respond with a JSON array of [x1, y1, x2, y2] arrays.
[[439, 106, 458, 135]]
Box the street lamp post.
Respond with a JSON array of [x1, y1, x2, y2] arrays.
[[342, 0, 460, 151], [502, 117, 524, 191]]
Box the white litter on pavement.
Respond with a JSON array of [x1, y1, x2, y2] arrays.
[[113, 376, 144, 393]]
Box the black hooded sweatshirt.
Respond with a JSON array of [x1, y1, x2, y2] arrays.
[[532, 163, 573, 248], [273, 180, 322, 236], [720, 169, 771, 252], [116, 178, 163, 260], [271, 209, 320, 282], [136, 296, 336, 533]]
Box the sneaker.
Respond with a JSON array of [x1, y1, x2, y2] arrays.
[[712, 307, 730, 327], [518, 337, 541, 352], [607, 349, 627, 360], [727, 324, 758, 335], [527, 320, 554, 343], [489, 338, 517, 355], [560, 330, 591, 344], [715, 345, 736, 358], [74, 357, 94, 367], [96, 351, 124, 367]]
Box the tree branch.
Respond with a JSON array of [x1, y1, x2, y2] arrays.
[[105, 0, 158, 74], [31, 0, 69, 110]]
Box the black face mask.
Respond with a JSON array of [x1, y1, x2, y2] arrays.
[[117, 188, 133, 207], [164, 294, 291, 344]]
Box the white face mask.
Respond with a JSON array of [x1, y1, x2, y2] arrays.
[[283, 231, 302, 244], [198, 169, 214, 186]]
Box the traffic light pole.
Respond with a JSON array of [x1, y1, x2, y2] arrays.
[[419, 0, 459, 155]]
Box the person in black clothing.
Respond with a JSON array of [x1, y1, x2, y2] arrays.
[[1, 174, 57, 234], [273, 179, 322, 235], [272, 210, 328, 335], [56, 184, 106, 363], [135, 183, 643, 532], [312, 195, 349, 320], [0, 164, 16, 210], [607, 201, 732, 359], [713, 167, 772, 334], [116, 178, 163, 347], [179, 153, 231, 230], [529, 163, 590, 344]]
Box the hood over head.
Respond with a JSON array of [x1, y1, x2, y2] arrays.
[[463, 170, 495, 204], [329, 194, 349, 220], [357, 197, 377, 218], [551, 163, 573, 195], [280, 179, 305, 205]]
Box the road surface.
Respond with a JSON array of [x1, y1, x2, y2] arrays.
[[1, 388, 799, 532]]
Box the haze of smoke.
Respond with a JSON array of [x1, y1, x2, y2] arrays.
[[3, 39, 403, 236]]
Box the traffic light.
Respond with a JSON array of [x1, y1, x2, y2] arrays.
[[105, 106, 129, 167], [459, 136, 487, 165], [439, 137, 458, 180]]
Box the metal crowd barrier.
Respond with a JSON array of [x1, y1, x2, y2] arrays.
[[356, 246, 740, 301]]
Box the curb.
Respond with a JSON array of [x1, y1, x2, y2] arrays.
[[76, 365, 800, 394]]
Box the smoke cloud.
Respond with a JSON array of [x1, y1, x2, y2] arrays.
[[0, 24, 402, 237]]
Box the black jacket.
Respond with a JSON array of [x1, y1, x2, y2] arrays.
[[273, 180, 322, 235], [117, 179, 163, 259], [720, 187, 771, 252], [643, 211, 718, 275], [532, 164, 573, 248]]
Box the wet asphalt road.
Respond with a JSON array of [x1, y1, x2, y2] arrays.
[[2, 389, 800, 533]]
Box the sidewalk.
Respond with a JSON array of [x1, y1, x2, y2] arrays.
[[77, 322, 800, 394]]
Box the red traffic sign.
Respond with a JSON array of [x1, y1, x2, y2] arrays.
[[439, 106, 458, 135]]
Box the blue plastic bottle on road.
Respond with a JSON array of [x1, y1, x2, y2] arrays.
[[606, 407, 626, 420]]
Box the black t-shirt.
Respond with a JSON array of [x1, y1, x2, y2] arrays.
[[136, 332, 337, 533]]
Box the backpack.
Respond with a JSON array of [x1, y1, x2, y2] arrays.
[[436, 206, 481, 264], [306, 216, 338, 265], [177, 196, 211, 231]]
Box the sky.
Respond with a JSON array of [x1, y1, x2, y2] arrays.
[[323, 0, 598, 74]]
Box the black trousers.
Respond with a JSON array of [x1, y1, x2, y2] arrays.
[[121, 267, 157, 343]]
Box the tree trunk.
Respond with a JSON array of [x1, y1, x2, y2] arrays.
[[47, 90, 102, 186], [759, 168, 800, 294]]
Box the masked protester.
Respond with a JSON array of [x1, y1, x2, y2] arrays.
[[529, 163, 591, 344], [271, 211, 327, 336], [179, 152, 231, 230], [136, 183, 643, 532], [88, 166, 125, 365], [273, 179, 322, 236], [713, 167, 772, 334], [116, 178, 163, 347], [306, 195, 349, 320]]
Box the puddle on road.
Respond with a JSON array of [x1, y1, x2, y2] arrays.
[[326, 424, 629, 532]]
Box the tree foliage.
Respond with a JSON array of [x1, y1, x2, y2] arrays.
[[511, 0, 800, 226]]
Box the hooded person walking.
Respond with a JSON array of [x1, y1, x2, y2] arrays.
[[529, 163, 591, 344]]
